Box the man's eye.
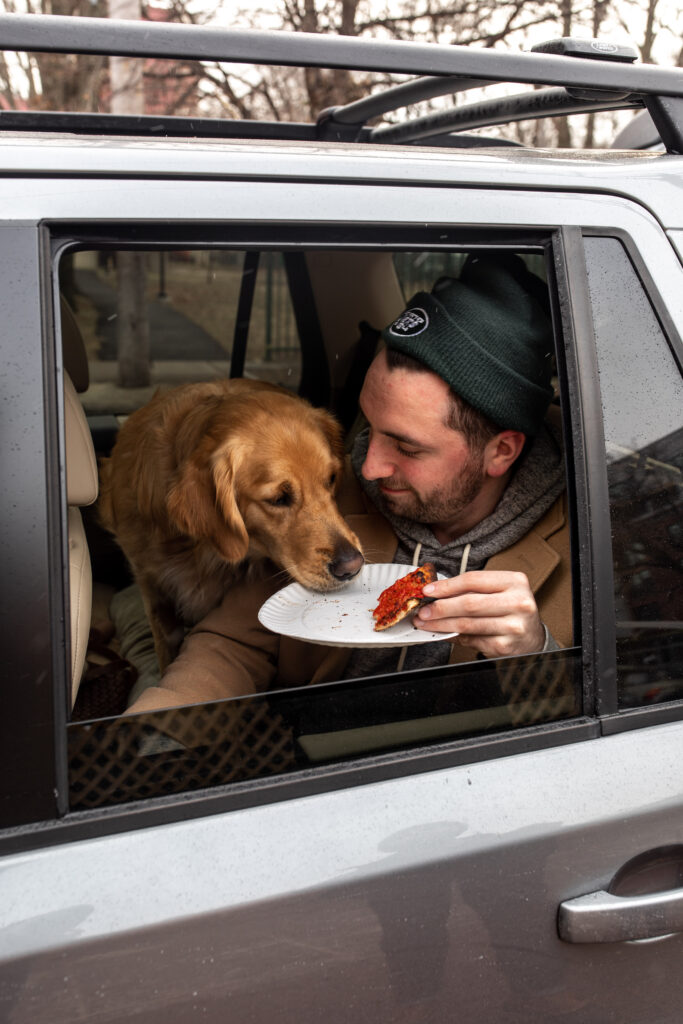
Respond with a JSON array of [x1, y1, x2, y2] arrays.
[[397, 445, 421, 458]]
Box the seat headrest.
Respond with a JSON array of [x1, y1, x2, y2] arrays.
[[61, 295, 89, 393], [65, 374, 98, 507]]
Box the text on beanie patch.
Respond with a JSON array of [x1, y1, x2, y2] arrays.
[[389, 307, 429, 336]]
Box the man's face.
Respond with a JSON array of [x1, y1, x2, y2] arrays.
[[358, 351, 488, 526]]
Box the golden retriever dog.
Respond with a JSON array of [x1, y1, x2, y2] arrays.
[[98, 379, 364, 671]]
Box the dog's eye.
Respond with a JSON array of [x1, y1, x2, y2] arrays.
[[266, 492, 292, 508], [328, 472, 337, 489]]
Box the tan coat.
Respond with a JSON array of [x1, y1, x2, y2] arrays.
[[127, 473, 572, 714]]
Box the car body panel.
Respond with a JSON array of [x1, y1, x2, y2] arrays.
[[0, 135, 682, 227], [0, 168, 681, 1023], [667, 229, 683, 264], [2, 720, 683, 1022]]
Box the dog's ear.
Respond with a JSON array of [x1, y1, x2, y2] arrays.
[[312, 407, 345, 460], [211, 448, 250, 562], [166, 449, 249, 564]]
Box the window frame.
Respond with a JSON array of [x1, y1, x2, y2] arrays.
[[579, 228, 683, 736], [0, 216, 636, 849], [0, 222, 65, 832]]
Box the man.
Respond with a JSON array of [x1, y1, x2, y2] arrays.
[[126, 253, 571, 713]]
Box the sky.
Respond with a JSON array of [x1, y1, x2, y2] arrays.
[[204, 0, 683, 67]]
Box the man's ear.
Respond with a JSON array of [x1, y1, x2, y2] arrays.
[[484, 430, 527, 478]]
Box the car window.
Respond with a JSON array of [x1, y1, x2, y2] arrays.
[[393, 252, 547, 299], [61, 247, 303, 420], [583, 236, 683, 709], [62, 238, 582, 812], [393, 252, 468, 297]]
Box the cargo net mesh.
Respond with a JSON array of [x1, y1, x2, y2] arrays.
[[68, 699, 297, 811], [67, 650, 580, 812], [496, 655, 579, 726]]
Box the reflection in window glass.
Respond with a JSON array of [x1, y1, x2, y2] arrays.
[[60, 249, 302, 417], [584, 237, 683, 708], [393, 252, 546, 303], [68, 650, 581, 810]]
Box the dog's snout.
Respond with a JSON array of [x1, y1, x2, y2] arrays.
[[329, 542, 364, 582]]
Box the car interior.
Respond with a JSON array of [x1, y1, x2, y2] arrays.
[[59, 241, 582, 810], [61, 249, 432, 681]]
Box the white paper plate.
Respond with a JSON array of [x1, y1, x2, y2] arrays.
[[258, 562, 458, 648]]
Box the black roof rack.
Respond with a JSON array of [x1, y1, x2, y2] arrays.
[[346, 88, 643, 145], [0, 109, 321, 143], [1, 13, 682, 152]]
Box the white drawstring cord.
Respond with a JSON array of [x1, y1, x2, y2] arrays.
[[396, 541, 471, 672], [459, 542, 471, 575]]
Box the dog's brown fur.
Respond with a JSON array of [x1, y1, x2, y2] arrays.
[[98, 379, 363, 671]]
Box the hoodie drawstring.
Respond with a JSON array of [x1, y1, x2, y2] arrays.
[[395, 542, 471, 672]]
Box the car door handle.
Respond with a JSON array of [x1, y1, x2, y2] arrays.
[[558, 887, 683, 943]]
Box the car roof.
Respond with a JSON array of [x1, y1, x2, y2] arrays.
[[1, 131, 681, 226]]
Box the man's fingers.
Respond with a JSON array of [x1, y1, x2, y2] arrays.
[[415, 569, 544, 655], [415, 613, 526, 636], [423, 570, 530, 599], [417, 591, 529, 622]]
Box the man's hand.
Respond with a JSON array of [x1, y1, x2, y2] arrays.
[[415, 570, 545, 658]]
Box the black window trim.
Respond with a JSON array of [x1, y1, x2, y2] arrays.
[[0, 222, 63, 830], [556, 226, 614, 718], [46, 229, 72, 819], [578, 227, 683, 735]]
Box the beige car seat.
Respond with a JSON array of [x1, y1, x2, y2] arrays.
[[61, 297, 98, 706], [305, 250, 405, 401], [305, 251, 405, 436]]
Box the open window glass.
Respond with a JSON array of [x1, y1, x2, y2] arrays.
[[61, 238, 581, 812]]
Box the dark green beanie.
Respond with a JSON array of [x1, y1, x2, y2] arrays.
[[382, 254, 555, 436]]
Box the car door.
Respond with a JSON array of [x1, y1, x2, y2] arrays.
[[0, 158, 682, 1023]]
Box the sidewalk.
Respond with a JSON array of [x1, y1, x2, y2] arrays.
[[75, 267, 227, 361]]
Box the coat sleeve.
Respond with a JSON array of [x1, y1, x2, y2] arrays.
[[126, 574, 284, 713]]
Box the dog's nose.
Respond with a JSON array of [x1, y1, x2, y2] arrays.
[[329, 543, 364, 581]]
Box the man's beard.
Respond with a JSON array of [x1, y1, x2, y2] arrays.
[[378, 455, 486, 525]]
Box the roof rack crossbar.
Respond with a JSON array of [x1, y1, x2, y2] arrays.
[[319, 74, 491, 127], [644, 95, 683, 154], [2, 14, 683, 98], [370, 87, 644, 144]]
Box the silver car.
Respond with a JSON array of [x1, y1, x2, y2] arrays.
[[0, 15, 682, 1023]]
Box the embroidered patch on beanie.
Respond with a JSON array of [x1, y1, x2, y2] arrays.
[[388, 307, 430, 337]]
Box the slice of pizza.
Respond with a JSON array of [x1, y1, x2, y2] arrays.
[[372, 563, 437, 631]]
